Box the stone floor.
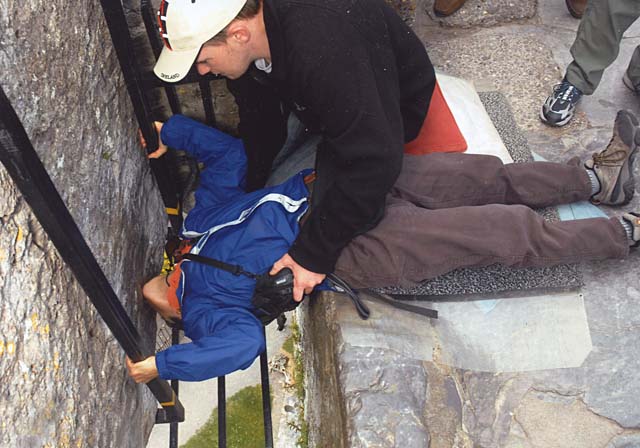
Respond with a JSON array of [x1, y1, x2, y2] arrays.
[[302, 1, 640, 447]]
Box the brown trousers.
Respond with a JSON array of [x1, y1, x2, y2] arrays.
[[335, 153, 629, 288]]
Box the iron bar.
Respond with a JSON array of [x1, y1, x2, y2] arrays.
[[218, 376, 227, 448], [260, 341, 274, 448], [0, 84, 184, 423]]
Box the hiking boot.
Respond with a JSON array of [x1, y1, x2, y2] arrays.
[[623, 72, 640, 95], [585, 110, 639, 205], [565, 0, 587, 19], [540, 79, 583, 127], [434, 0, 467, 17], [622, 212, 640, 247]]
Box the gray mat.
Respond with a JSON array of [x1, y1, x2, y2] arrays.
[[377, 91, 583, 298]]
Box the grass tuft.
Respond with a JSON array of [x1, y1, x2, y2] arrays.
[[180, 385, 265, 448]]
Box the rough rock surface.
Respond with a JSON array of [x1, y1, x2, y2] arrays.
[[0, 1, 165, 447]]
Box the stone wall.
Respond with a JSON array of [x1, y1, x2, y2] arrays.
[[0, 1, 165, 446]]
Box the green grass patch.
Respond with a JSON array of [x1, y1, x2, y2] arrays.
[[282, 334, 295, 355], [180, 385, 266, 448]]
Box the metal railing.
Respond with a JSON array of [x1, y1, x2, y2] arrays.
[[98, 1, 275, 447]]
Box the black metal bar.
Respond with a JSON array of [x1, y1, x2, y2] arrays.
[[140, 0, 183, 116], [0, 85, 184, 423], [99, 0, 183, 232], [99, 0, 158, 150], [260, 342, 274, 448], [169, 327, 180, 447], [199, 80, 217, 127], [218, 376, 227, 448]]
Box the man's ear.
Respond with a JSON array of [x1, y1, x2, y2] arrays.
[[226, 22, 251, 45]]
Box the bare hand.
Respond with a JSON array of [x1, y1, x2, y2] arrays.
[[270, 253, 325, 302], [138, 121, 167, 159], [126, 356, 159, 383]]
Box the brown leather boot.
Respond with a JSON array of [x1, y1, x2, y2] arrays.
[[565, 0, 587, 19], [434, 0, 467, 17]]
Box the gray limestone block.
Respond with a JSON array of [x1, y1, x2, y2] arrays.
[[0, 0, 165, 446], [342, 346, 430, 447], [607, 434, 640, 448], [424, 0, 537, 28]]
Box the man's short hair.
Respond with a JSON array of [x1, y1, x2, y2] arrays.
[[205, 0, 261, 45]]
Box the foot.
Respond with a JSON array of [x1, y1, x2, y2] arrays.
[[434, 0, 467, 17], [623, 72, 640, 95], [540, 79, 583, 127], [565, 0, 587, 19], [622, 213, 640, 247], [585, 110, 639, 205]]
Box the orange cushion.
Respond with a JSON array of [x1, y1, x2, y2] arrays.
[[404, 81, 467, 155]]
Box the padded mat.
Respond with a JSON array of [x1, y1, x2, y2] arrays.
[[377, 91, 583, 298]]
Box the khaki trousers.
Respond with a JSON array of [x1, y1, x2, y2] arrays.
[[566, 0, 640, 94], [335, 153, 629, 288]]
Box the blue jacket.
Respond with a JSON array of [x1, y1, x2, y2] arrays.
[[154, 115, 311, 381]]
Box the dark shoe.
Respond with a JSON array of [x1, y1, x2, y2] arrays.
[[434, 0, 467, 17], [623, 72, 640, 95], [565, 0, 587, 19], [540, 79, 583, 127], [622, 212, 640, 247], [585, 110, 639, 205]]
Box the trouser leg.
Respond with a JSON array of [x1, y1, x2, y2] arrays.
[[565, 0, 640, 95], [391, 153, 592, 209], [626, 45, 640, 88], [335, 199, 629, 289], [266, 114, 321, 187]]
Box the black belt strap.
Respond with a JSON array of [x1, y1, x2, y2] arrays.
[[363, 290, 439, 319], [182, 253, 437, 320], [182, 253, 258, 279]]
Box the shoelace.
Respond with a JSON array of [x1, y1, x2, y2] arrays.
[[554, 82, 581, 103], [592, 138, 629, 167], [592, 149, 628, 166]]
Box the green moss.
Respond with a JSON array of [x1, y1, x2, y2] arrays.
[[289, 320, 309, 447], [282, 334, 295, 355], [180, 385, 266, 448]]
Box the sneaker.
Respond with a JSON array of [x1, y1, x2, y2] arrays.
[[540, 79, 583, 127], [623, 72, 640, 95], [585, 110, 639, 205], [622, 212, 640, 247]]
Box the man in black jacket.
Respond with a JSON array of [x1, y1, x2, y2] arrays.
[[153, 0, 436, 301]]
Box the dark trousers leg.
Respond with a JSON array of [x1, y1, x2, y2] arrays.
[[335, 154, 629, 288], [391, 153, 592, 208]]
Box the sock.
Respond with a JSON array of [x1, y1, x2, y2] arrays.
[[585, 168, 600, 196], [619, 217, 635, 245]]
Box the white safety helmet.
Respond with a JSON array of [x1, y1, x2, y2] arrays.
[[153, 0, 248, 83]]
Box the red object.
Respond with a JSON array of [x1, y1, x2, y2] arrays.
[[404, 81, 467, 155], [167, 262, 183, 313]]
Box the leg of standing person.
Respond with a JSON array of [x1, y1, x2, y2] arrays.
[[623, 45, 640, 94], [541, 0, 640, 126], [566, 0, 640, 94]]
